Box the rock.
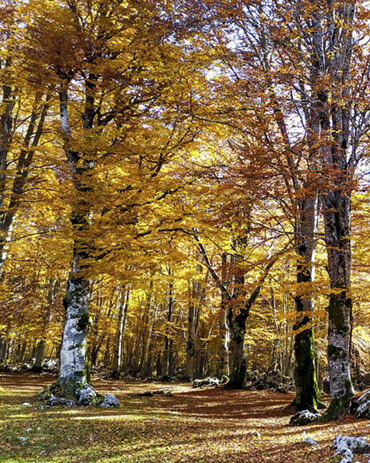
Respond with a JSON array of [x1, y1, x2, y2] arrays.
[[193, 377, 220, 388], [333, 434, 370, 456], [22, 402, 31, 406], [100, 393, 120, 408], [335, 448, 354, 460], [244, 370, 294, 393], [18, 436, 27, 443], [59, 398, 75, 407], [303, 437, 318, 445], [76, 384, 97, 406], [290, 410, 321, 426], [46, 393, 60, 406], [349, 390, 370, 419]]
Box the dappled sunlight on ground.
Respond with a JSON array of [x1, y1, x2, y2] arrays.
[[0, 372, 369, 463]]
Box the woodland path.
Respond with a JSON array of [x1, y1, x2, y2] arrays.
[[0, 373, 369, 463]]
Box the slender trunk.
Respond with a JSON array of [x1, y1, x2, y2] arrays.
[[141, 301, 158, 377], [161, 280, 174, 377], [0, 94, 48, 278], [219, 253, 230, 376], [112, 289, 130, 378], [33, 340, 46, 372], [218, 304, 230, 376], [90, 334, 105, 367], [103, 336, 112, 368], [186, 277, 200, 380], [0, 338, 6, 362]]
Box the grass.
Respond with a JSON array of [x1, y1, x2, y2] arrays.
[[0, 372, 369, 463]]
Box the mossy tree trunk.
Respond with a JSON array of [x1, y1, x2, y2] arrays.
[[322, 192, 354, 420], [294, 194, 321, 412], [59, 252, 91, 395], [318, 2, 356, 421], [55, 68, 97, 398]]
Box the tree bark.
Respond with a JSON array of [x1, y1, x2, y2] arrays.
[[319, 1, 356, 420], [33, 340, 46, 373], [161, 280, 174, 378], [294, 194, 321, 412], [59, 252, 91, 394], [112, 288, 130, 378], [55, 72, 96, 398], [186, 277, 200, 380]]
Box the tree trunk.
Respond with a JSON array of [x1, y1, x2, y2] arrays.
[[161, 280, 174, 378], [186, 277, 200, 380], [112, 289, 130, 378], [59, 253, 91, 395], [322, 193, 354, 419], [32, 340, 46, 373], [90, 334, 104, 367], [294, 194, 321, 412], [54, 69, 96, 400], [227, 310, 247, 388], [219, 253, 230, 377], [140, 300, 158, 377], [320, 2, 356, 421]]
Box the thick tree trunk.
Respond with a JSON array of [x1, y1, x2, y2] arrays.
[[320, 2, 356, 421], [59, 253, 91, 395], [322, 193, 354, 420], [294, 194, 321, 412], [227, 311, 247, 388], [53, 70, 97, 401]]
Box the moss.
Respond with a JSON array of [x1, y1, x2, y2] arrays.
[[328, 344, 343, 360], [320, 383, 354, 422], [84, 353, 91, 384], [294, 323, 321, 412], [77, 313, 89, 332], [320, 397, 346, 422]]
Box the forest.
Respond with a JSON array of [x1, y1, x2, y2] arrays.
[[0, 0, 369, 462]]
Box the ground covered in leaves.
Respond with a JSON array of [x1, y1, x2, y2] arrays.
[[0, 373, 369, 463]]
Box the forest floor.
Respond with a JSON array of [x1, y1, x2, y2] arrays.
[[0, 372, 369, 463]]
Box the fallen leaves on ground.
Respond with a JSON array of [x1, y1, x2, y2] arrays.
[[0, 372, 369, 463]]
